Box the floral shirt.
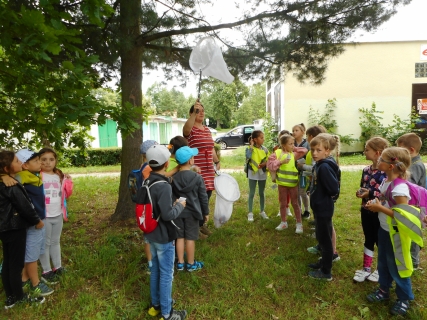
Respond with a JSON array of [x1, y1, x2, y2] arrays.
[[360, 165, 387, 208]]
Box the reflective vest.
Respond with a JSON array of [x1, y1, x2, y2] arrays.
[[275, 149, 298, 187], [306, 151, 313, 167], [387, 204, 424, 278], [248, 146, 268, 173]]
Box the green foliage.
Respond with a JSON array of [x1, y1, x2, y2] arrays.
[[308, 98, 356, 146], [262, 113, 278, 151], [60, 148, 122, 167], [146, 83, 193, 118], [358, 103, 421, 145], [233, 82, 266, 126]]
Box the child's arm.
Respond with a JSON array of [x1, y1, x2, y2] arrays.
[[0, 174, 18, 187], [318, 165, 339, 196], [156, 185, 185, 221], [198, 177, 209, 217], [9, 185, 43, 227], [365, 195, 408, 218], [63, 177, 73, 198], [165, 166, 178, 177], [293, 147, 308, 160]]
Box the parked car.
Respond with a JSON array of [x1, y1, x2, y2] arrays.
[[214, 125, 262, 149]]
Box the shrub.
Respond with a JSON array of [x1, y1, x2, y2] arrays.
[[60, 148, 122, 167]]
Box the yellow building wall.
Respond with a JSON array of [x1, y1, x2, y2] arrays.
[[283, 41, 427, 152]]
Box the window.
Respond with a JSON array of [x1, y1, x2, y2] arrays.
[[415, 63, 427, 78]]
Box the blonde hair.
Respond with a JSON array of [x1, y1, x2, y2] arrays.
[[366, 137, 389, 152], [380, 147, 411, 179], [310, 133, 341, 165], [292, 123, 306, 133], [396, 133, 422, 153], [279, 134, 294, 145]]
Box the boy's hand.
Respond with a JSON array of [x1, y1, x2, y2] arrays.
[[356, 188, 369, 198], [35, 220, 44, 229], [1, 175, 18, 187], [204, 215, 209, 223]]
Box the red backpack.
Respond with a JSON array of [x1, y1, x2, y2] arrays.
[[135, 180, 167, 233], [385, 178, 427, 227]]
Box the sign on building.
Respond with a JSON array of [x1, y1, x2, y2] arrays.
[[417, 98, 427, 114], [421, 45, 427, 61]]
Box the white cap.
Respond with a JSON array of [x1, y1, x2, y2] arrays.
[[146, 145, 170, 167], [16, 149, 38, 163]]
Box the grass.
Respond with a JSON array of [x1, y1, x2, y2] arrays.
[[2, 170, 427, 319]]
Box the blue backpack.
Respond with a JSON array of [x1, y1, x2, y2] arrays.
[[128, 163, 148, 203]]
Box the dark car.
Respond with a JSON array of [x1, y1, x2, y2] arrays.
[[214, 125, 261, 150]]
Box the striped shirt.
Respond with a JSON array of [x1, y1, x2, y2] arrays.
[[186, 126, 215, 191]]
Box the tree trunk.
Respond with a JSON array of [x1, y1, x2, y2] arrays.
[[111, 0, 143, 221]]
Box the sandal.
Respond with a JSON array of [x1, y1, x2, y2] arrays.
[[390, 300, 410, 316], [367, 288, 390, 302]]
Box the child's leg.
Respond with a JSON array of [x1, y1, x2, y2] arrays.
[[49, 215, 63, 270], [39, 217, 53, 272], [144, 242, 152, 263], [24, 225, 45, 285], [248, 179, 257, 213], [377, 227, 394, 293], [155, 241, 175, 317], [186, 240, 196, 264], [316, 216, 333, 274], [332, 225, 337, 254], [297, 185, 309, 212], [186, 217, 203, 269], [410, 242, 420, 267], [286, 193, 290, 209], [361, 208, 379, 270], [24, 262, 40, 287], [0, 229, 26, 300], [176, 238, 185, 263], [258, 180, 266, 212], [278, 186, 289, 222], [288, 186, 302, 223]]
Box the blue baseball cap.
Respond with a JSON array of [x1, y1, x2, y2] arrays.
[[175, 146, 198, 165], [140, 140, 158, 154]]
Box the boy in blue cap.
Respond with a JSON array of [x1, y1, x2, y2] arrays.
[[172, 146, 209, 272]]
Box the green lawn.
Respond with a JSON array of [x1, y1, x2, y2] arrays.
[[3, 171, 427, 319]]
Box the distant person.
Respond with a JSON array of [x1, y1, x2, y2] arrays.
[[183, 100, 220, 238], [396, 133, 426, 269], [246, 130, 269, 222]]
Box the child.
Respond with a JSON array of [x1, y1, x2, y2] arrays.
[[13, 149, 55, 296], [166, 136, 188, 174], [38, 147, 73, 284], [172, 146, 209, 272], [396, 133, 426, 269], [307, 133, 340, 281], [144, 145, 187, 320], [0, 150, 45, 308], [353, 137, 389, 282], [246, 130, 269, 221], [365, 147, 423, 316], [267, 134, 306, 233], [273, 129, 292, 217], [292, 123, 310, 219]]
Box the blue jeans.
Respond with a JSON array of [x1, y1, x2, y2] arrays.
[[148, 240, 175, 316], [378, 227, 414, 300]]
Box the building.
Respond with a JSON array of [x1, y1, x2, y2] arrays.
[[266, 40, 427, 152]]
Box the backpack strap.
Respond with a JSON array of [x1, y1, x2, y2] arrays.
[[385, 178, 408, 207], [147, 180, 168, 221]]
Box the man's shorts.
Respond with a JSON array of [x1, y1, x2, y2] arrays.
[[25, 224, 45, 263], [175, 216, 199, 240]]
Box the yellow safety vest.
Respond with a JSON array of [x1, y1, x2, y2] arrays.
[[387, 204, 424, 278], [275, 149, 298, 187], [248, 146, 268, 173], [306, 151, 313, 167]]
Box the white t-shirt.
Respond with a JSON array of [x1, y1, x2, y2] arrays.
[[378, 180, 411, 232], [43, 173, 62, 218]]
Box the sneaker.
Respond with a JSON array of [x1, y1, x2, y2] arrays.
[[332, 253, 340, 262], [200, 225, 212, 236], [22, 279, 31, 292], [367, 288, 390, 302], [159, 309, 188, 320], [302, 211, 310, 219], [259, 211, 269, 219], [353, 269, 371, 283], [54, 267, 66, 276], [15, 294, 45, 306], [186, 260, 204, 272], [308, 260, 322, 269], [176, 262, 185, 271], [148, 299, 176, 317], [367, 269, 379, 282], [308, 269, 332, 281], [277, 211, 281, 217], [287, 208, 292, 216], [247, 213, 254, 222], [30, 282, 54, 297], [4, 296, 15, 310], [41, 271, 60, 285], [307, 244, 322, 255], [275, 221, 288, 230], [295, 223, 303, 234], [390, 300, 410, 316], [198, 231, 208, 240]]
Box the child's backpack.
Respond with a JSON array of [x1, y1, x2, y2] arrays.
[[128, 163, 148, 203], [385, 178, 427, 226], [135, 180, 168, 233]]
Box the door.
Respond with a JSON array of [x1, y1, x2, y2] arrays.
[[98, 119, 118, 148], [412, 84, 427, 138], [226, 127, 244, 147]]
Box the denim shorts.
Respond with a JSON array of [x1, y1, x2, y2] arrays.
[[175, 216, 199, 240], [25, 224, 45, 263]]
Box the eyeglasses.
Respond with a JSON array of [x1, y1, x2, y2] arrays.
[[378, 157, 391, 164]]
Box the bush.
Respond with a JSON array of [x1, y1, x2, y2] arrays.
[[60, 148, 122, 167]]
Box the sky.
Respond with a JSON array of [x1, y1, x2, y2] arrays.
[[142, 0, 427, 96]]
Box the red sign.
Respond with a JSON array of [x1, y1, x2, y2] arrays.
[[418, 99, 427, 114]]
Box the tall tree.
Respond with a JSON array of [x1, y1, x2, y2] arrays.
[[234, 83, 266, 125]]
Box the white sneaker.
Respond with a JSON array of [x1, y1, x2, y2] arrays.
[[367, 269, 379, 282], [287, 208, 292, 216], [248, 213, 254, 222], [260, 211, 269, 219], [353, 269, 371, 283], [275, 221, 288, 230], [277, 211, 281, 217], [295, 223, 303, 234]]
